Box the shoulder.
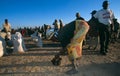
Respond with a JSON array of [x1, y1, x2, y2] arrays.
[[108, 9, 114, 13], [97, 9, 105, 13]]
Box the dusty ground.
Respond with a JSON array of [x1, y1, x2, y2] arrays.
[[0, 37, 120, 76]]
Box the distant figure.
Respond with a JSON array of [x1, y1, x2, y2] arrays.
[[59, 19, 64, 30], [88, 10, 98, 37], [2, 19, 11, 33], [53, 19, 59, 32], [58, 13, 86, 55], [113, 18, 120, 40], [75, 12, 85, 20], [55, 13, 89, 74], [91, 10, 97, 17], [93, 1, 115, 55], [37, 32, 43, 47]]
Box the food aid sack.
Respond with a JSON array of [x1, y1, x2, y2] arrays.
[[0, 36, 7, 57], [13, 32, 25, 53], [67, 20, 89, 60]]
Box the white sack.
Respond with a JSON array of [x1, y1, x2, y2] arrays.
[[13, 32, 25, 53], [0, 36, 7, 57], [37, 33, 43, 47], [0, 41, 4, 57]]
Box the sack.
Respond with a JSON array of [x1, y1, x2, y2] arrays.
[[67, 42, 83, 60], [51, 55, 62, 66], [67, 20, 89, 60], [13, 32, 24, 53], [0, 41, 4, 57]]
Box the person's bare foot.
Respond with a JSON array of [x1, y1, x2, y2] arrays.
[[66, 68, 78, 74]]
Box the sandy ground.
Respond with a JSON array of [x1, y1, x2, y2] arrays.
[[0, 37, 120, 76]]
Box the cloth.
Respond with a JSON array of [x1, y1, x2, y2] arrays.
[[67, 20, 89, 60], [3, 23, 11, 33]]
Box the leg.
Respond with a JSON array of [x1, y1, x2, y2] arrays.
[[66, 59, 78, 74], [99, 24, 106, 55], [105, 26, 110, 52], [59, 40, 70, 55]]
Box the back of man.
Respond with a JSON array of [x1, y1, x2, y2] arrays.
[[2, 19, 11, 33]]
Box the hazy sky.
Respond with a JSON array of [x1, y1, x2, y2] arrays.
[[0, 0, 120, 29]]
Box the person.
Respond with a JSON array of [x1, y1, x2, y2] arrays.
[[52, 13, 89, 73], [93, 1, 115, 55], [91, 10, 97, 17], [59, 19, 64, 30], [75, 12, 85, 20], [88, 10, 98, 37], [112, 18, 120, 41], [2, 19, 11, 33], [53, 19, 59, 32], [57, 13, 84, 55], [87, 10, 100, 50]]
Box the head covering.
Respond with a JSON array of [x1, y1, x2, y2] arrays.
[[76, 12, 80, 17], [90, 10, 97, 15]]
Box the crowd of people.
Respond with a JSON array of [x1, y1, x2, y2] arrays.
[[0, 0, 120, 74], [0, 1, 119, 55]]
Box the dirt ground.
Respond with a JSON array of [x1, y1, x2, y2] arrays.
[[0, 37, 120, 76]]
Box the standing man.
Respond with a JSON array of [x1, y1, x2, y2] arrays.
[[59, 19, 64, 30], [57, 13, 85, 55], [75, 12, 85, 20], [2, 19, 11, 33], [94, 1, 115, 55], [53, 19, 59, 32]]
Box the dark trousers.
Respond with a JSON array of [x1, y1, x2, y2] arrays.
[[98, 23, 111, 51]]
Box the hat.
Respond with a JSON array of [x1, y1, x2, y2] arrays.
[[90, 10, 97, 15]]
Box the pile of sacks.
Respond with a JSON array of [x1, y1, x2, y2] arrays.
[[0, 32, 27, 57]]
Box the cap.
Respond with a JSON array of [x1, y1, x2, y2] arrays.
[[90, 10, 97, 15]]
